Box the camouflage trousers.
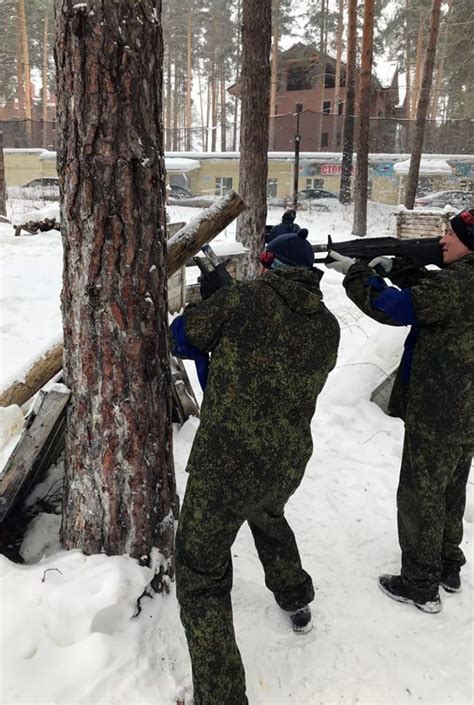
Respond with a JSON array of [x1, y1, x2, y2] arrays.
[[175, 468, 314, 705], [397, 430, 472, 594]]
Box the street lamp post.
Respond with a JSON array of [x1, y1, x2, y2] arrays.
[[293, 103, 303, 209]]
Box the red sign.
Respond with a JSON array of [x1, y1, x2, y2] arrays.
[[320, 164, 357, 176]]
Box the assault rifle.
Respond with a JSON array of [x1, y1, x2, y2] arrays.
[[193, 244, 233, 299], [312, 235, 444, 269]]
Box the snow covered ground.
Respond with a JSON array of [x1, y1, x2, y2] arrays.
[[0, 198, 472, 705]]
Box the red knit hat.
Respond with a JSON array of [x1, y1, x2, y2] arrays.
[[450, 209, 474, 251]]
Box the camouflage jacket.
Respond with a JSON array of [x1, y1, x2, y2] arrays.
[[343, 254, 474, 445], [174, 268, 340, 489]]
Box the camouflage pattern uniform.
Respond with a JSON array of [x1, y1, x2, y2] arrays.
[[171, 268, 340, 705], [343, 254, 474, 597]]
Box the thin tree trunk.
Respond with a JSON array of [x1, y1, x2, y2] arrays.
[[18, 0, 32, 138], [198, 65, 206, 150], [235, 0, 271, 279], [55, 0, 176, 585], [268, 0, 279, 150], [42, 13, 49, 148], [317, 0, 328, 149], [16, 14, 25, 120], [211, 75, 217, 152], [333, 0, 344, 149], [205, 68, 211, 151], [429, 0, 453, 120], [0, 132, 6, 217], [404, 0, 442, 209], [185, 9, 192, 151], [172, 65, 179, 150], [352, 0, 375, 236], [405, 22, 412, 152], [339, 0, 357, 203], [165, 57, 172, 151], [412, 11, 425, 118], [232, 0, 242, 151], [220, 75, 227, 151]]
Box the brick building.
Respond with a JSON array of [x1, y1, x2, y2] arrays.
[[229, 42, 406, 152]]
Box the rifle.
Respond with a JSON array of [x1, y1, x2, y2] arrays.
[[312, 235, 444, 269], [193, 244, 233, 299]]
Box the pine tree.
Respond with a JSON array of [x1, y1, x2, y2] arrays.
[[55, 0, 176, 588]]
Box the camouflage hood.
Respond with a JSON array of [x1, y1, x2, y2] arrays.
[[259, 267, 324, 315]]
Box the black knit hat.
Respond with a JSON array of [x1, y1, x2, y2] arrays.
[[450, 209, 474, 251], [261, 228, 314, 269], [282, 209, 297, 223]]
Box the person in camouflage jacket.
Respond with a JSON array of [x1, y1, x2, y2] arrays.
[[327, 209, 474, 614], [170, 229, 340, 705]]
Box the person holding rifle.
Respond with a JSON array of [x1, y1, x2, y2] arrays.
[[326, 209, 474, 614], [169, 230, 340, 705]]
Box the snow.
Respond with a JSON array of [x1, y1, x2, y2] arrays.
[[373, 60, 398, 89], [394, 159, 453, 176], [0, 195, 472, 705]]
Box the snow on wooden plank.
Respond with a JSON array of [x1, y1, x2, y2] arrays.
[[0, 385, 70, 525]]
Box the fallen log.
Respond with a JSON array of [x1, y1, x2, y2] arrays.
[[14, 217, 60, 237], [0, 191, 246, 408], [0, 337, 63, 408], [167, 190, 246, 274]]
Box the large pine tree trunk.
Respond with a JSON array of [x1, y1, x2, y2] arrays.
[[339, 0, 357, 203], [55, 0, 176, 585], [332, 0, 344, 149], [352, 0, 374, 236], [16, 13, 25, 121], [404, 0, 442, 209], [236, 0, 271, 280]]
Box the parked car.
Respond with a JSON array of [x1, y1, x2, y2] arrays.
[[21, 177, 59, 200], [414, 190, 472, 209], [169, 184, 194, 199], [297, 188, 338, 201]]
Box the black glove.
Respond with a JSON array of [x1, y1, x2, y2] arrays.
[[199, 263, 232, 300]]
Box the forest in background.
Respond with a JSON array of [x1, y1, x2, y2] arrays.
[[0, 0, 473, 152]]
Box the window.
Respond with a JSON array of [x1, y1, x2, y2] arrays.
[[320, 132, 329, 148], [338, 101, 344, 115], [306, 178, 324, 189], [287, 65, 312, 91], [323, 100, 331, 114], [215, 177, 233, 196], [267, 178, 278, 198]]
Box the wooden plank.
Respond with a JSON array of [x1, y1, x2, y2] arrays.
[[0, 338, 63, 408], [0, 386, 71, 525]]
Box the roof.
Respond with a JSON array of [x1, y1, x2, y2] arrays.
[[394, 158, 453, 175]]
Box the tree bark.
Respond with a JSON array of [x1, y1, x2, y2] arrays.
[[236, 0, 271, 280], [404, 0, 442, 209], [412, 11, 425, 119], [352, 0, 375, 237], [0, 132, 6, 217], [339, 0, 357, 204], [16, 13, 25, 120], [55, 0, 176, 582]]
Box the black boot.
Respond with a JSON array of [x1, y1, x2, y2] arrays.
[[378, 574, 441, 613], [286, 605, 313, 634], [440, 566, 461, 593]]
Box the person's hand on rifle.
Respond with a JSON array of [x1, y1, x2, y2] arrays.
[[368, 256, 393, 273], [325, 250, 356, 275], [199, 262, 232, 300]]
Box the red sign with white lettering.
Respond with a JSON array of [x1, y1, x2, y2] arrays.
[[320, 164, 357, 176]]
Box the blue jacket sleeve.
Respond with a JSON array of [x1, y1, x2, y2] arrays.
[[367, 276, 417, 326], [170, 316, 210, 390]]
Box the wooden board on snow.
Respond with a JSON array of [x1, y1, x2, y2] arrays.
[[0, 385, 70, 525]]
